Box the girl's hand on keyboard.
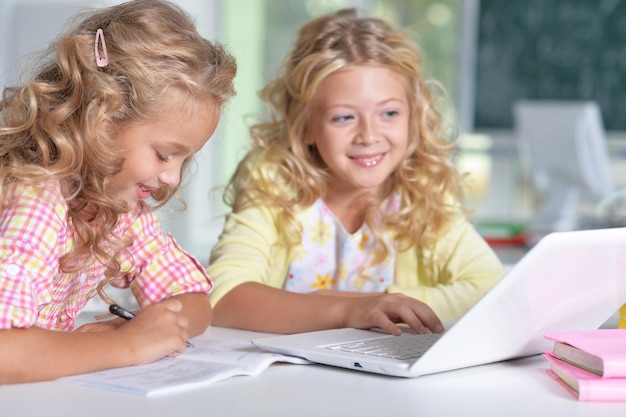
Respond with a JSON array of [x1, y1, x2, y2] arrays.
[[339, 293, 444, 336]]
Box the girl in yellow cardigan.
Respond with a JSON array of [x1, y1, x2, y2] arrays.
[[208, 8, 504, 336]]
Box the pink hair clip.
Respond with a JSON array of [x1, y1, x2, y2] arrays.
[[94, 28, 109, 68]]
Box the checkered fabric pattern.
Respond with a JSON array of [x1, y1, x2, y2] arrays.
[[0, 181, 212, 331]]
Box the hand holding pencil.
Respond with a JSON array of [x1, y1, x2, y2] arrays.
[[109, 303, 194, 348]]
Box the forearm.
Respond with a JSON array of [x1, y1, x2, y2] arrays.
[[213, 282, 444, 335], [0, 326, 133, 384], [212, 282, 346, 333], [0, 296, 203, 384], [170, 292, 212, 336]]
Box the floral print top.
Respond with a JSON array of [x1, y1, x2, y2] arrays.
[[284, 199, 396, 293]]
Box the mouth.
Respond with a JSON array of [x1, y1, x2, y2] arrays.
[[137, 184, 155, 200], [349, 152, 387, 167]]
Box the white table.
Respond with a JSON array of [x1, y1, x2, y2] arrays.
[[1, 326, 625, 417]]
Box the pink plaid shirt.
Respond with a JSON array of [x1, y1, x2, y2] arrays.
[[0, 181, 212, 331]]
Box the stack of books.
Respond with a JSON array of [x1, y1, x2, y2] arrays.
[[542, 329, 626, 402]]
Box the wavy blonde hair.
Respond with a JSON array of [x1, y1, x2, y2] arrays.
[[0, 0, 236, 301], [225, 8, 464, 264]]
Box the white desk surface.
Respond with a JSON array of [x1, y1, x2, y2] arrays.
[[2, 326, 625, 417]]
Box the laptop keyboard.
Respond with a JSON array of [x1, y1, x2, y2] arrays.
[[324, 332, 442, 360]]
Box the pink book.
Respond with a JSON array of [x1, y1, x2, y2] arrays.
[[543, 353, 626, 402], [544, 329, 626, 377]]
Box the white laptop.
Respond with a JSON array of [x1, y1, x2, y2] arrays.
[[252, 227, 626, 377]]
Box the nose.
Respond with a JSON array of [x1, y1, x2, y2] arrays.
[[356, 118, 378, 145], [158, 165, 181, 187]]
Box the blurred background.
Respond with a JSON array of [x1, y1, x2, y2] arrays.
[[3, 0, 626, 271]]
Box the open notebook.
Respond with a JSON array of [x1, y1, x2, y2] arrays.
[[252, 227, 626, 377]]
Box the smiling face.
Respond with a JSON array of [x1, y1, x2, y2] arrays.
[[108, 95, 220, 210], [308, 65, 410, 201]]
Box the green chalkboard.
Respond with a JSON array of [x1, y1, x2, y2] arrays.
[[474, 0, 626, 131]]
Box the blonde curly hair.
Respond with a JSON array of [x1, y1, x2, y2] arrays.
[[0, 0, 236, 301], [224, 8, 464, 264]]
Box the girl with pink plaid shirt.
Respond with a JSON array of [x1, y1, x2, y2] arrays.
[[0, 0, 236, 383]]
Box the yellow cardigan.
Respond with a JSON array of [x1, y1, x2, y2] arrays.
[[207, 204, 505, 322]]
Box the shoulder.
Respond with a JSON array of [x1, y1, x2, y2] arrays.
[[431, 214, 483, 252], [0, 180, 69, 248], [222, 204, 283, 242], [396, 213, 480, 259], [2, 180, 68, 219], [215, 202, 314, 250], [231, 201, 315, 227], [231, 203, 306, 225]]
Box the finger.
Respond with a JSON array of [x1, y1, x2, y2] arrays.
[[172, 342, 189, 357], [172, 338, 189, 356], [162, 298, 183, 313], [368, 311, 404, 336], [178, 315, 190, 330], [378, 321, 403, 336], [390, 304, 430, 334], [404, 303, 443, 333], [413, 305, 443, 333]]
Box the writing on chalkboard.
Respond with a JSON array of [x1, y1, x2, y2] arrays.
[[475, 0, 626, 131]]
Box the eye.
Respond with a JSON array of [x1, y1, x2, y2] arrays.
[[383, 109, 400, 119], [156, 151, 170, 162], [331, 114, 354, 123]]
